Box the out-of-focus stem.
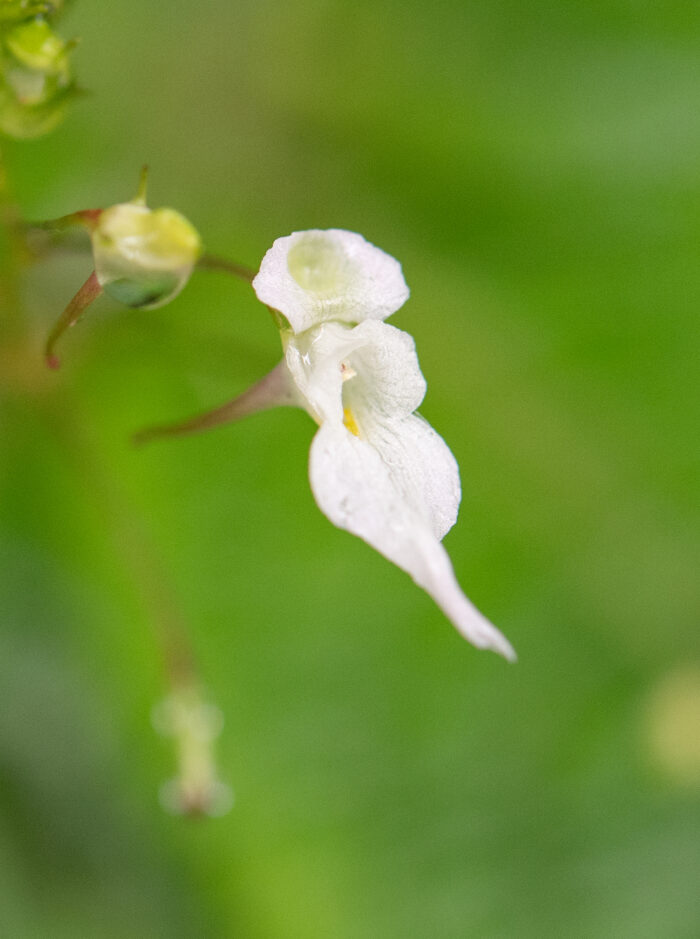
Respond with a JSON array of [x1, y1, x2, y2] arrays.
[[49, 401, 200, 691], [48, 394, 230, 816], [0, 144, 23, 331]]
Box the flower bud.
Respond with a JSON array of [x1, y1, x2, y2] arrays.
[[0, 14, 73, 139], [0, 78, 69, 137], [152, 686, 232, 818], [91, 199, 201, 309], [0, 2, 62, 26], [43, 169, 203, 367], [4, 14, 69, 75]]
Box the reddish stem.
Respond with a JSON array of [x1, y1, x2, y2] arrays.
[[44, 269, 103, 368]]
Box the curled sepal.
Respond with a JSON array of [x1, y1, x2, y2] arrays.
[[44, 270, 102, 369], [91, 168, 202, 309]]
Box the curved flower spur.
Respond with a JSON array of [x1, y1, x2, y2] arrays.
[[136, 229, 516, 661]]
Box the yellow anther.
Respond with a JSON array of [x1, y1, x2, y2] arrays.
[[343, 407, 360, 437]]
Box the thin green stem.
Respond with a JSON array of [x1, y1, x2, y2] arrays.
[[197, 253, 256, 284], [133, 164, 149, 205]]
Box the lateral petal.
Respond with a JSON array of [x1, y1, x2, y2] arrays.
[[284, 320, 426, 425], [285, 320, 459, 539]]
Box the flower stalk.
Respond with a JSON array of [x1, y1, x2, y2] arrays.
[[196, 253, 256, 284]]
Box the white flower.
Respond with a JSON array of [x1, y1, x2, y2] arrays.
[[255, 230, 515, 660], [138, 229, 515, 660]]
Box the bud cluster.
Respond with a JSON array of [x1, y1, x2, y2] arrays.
[[0, 1, 75, 139]]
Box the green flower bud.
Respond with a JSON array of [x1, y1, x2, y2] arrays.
[[4, 15, 69, 76], [43, 169, 204, 367], [0, 15, 73, 139], [0, 1, 62, 25], [0, 75, 69, 137], [92, 198, 202, 310]]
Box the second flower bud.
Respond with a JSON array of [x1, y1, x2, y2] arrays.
[[42, 168, 202, 366]]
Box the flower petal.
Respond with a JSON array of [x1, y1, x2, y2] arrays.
[[284, 319, 426, 425], [253, 229, 410, 334], [360, 414, 461, 541], [285, 320, 459, 539], [309, 423, 516, 660]]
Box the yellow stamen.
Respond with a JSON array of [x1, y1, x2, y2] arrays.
[[343, 407, 360, 437]]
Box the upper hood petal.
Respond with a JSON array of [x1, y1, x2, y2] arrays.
[[253, 229, 409, 334]]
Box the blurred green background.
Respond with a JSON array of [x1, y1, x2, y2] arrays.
[[1, 1, 699, 936]]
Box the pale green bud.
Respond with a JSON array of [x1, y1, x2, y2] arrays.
[[0, 1, 62, 25], [152, 686, 232, 818], [4, 15, 70, 76], [0, 76, 69, 137], [0, 15, 73, 138], [92, 202, 202, 309]]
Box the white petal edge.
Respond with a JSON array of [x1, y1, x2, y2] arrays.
[[253, 229, 410, 334], [309, 423, 516, 661]]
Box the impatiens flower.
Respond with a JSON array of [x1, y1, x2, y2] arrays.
[[136, 229, 515, 661]]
